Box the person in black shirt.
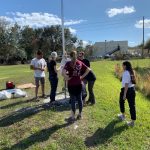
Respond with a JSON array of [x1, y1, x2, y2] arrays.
[[47, 52, 59, 103], [78, 52, 96, 105]]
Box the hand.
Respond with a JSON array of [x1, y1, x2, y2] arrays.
[[123, 95, 126, 100], [40, 68, 45, 71], [64, 75, 71, 81], [80, 76, 84, 80]]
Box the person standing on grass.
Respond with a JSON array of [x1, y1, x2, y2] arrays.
[[78, 52, 96, 105], [60, 51, 71, 75], [62, 50, 91, 123], [47, 52, 60, 104], [118, 61, 136, 127], [30, 50, 47, 101], [60, 51, 71, 91]]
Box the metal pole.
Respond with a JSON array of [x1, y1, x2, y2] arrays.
[[61, 0, 65, 54], [105, 40, 106, 54], [142, 16, 145, 58], [61, 0, 67, 99]]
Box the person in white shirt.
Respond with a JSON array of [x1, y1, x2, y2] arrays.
[[118, 61, 136, 127], [60, 51, 71, 92], [60, 51, 71, 74], [30, 50, 47, 100]]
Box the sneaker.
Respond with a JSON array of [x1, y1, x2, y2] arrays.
[[76, 114, 82, 120], [65, 117, 75, 123], [127, 121, 135, 127], [117, 114, 125, 121]]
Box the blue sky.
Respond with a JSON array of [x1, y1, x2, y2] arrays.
[[0, 0, 150, 46]]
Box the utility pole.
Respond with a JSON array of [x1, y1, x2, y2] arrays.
[[142, 16, 145, 58], [61, 0, 67, 99], [105, 40, 106, 55], [61, 0, 65, 55]]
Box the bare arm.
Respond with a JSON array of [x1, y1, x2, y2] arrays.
[[30, 65, 39, 70], [123, 83, 129, 100], [80, 67, 91, 80], [62, 68, 71, 81]]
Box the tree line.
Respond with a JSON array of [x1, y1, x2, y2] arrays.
[[0, 18, 92, 64]]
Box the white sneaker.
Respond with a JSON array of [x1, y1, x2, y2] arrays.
[[127, 121, 135, 127], [117, 114, 125, 121]]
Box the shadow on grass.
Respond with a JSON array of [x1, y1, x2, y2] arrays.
[[5, 123, 71, 150], [0, 104, 46, 127], [0, 97, 36, 109], [85, 119, 128, 148], [0, 92, 65, 109], [0, 101, 70, 127]]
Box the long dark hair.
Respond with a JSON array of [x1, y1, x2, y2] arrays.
[[123, 61, 136, 84]]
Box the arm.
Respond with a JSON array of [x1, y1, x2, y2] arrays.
[[123, 83, 129, 100], [30, 65, 39, 70], [62, 68, 71, 81], [54, 66, 60, 73], [80, 67, 91, 80]]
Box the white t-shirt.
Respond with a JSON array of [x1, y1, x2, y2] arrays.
[[122, 70, 134, 88], [31, 58, 47, 77]]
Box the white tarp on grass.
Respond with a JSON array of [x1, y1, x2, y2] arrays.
[[0, 89, 27, 100]]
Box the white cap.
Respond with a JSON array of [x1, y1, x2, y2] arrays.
[[51, 51, 57, 58]]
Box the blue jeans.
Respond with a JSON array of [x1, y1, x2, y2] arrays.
[[49, 76, 58, 102], [70, 93, 83, 114]]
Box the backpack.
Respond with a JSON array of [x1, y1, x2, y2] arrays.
[[6, 81, 15, 89]]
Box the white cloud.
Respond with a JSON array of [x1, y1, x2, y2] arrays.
[[0, 16, 13, 23], [107, 6, 136, 17], [65, 20, 85, 26], [68, 27, 77, 34], [82, 40, 89, 47], [135, 19, 150, 28], [129, 41, 136, 44], [0, 12, 85, 28]]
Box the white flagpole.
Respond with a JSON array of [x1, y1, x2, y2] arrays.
[[61, 0, 67, 99], [61, 0, 65, 54]]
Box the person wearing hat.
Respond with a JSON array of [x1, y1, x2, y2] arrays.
[[78, 52, 96, 105], [47, 51, 59, 103]]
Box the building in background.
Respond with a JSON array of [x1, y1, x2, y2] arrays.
[[93, 41, 128, 57]]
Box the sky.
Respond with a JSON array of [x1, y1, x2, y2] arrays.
[[0, 0, 150, 47]]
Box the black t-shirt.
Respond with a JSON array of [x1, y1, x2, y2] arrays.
[[47, 60, 57, 77], [80, 59, 90, 67], [79, 58, 96, 81], [85, 70, 96, 81]]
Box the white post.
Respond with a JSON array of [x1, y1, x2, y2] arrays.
[[61, 0, 67, 99], [61, 0, 65, 54]]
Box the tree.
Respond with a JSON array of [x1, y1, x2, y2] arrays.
[[85, 45, 94, 58], [144, 38, 150, 54], [0, 20, 79, 64], [76, 40, 85, 52]]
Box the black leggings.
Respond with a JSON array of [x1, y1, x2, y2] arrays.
[[119, 87, 136, 120]]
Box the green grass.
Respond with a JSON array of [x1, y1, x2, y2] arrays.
[[0, 59, 150, 150]]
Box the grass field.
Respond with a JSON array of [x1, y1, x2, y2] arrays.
[[0, 59, 150, 150]]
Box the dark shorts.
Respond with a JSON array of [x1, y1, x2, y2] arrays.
[[35, 77, 45, 86]]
